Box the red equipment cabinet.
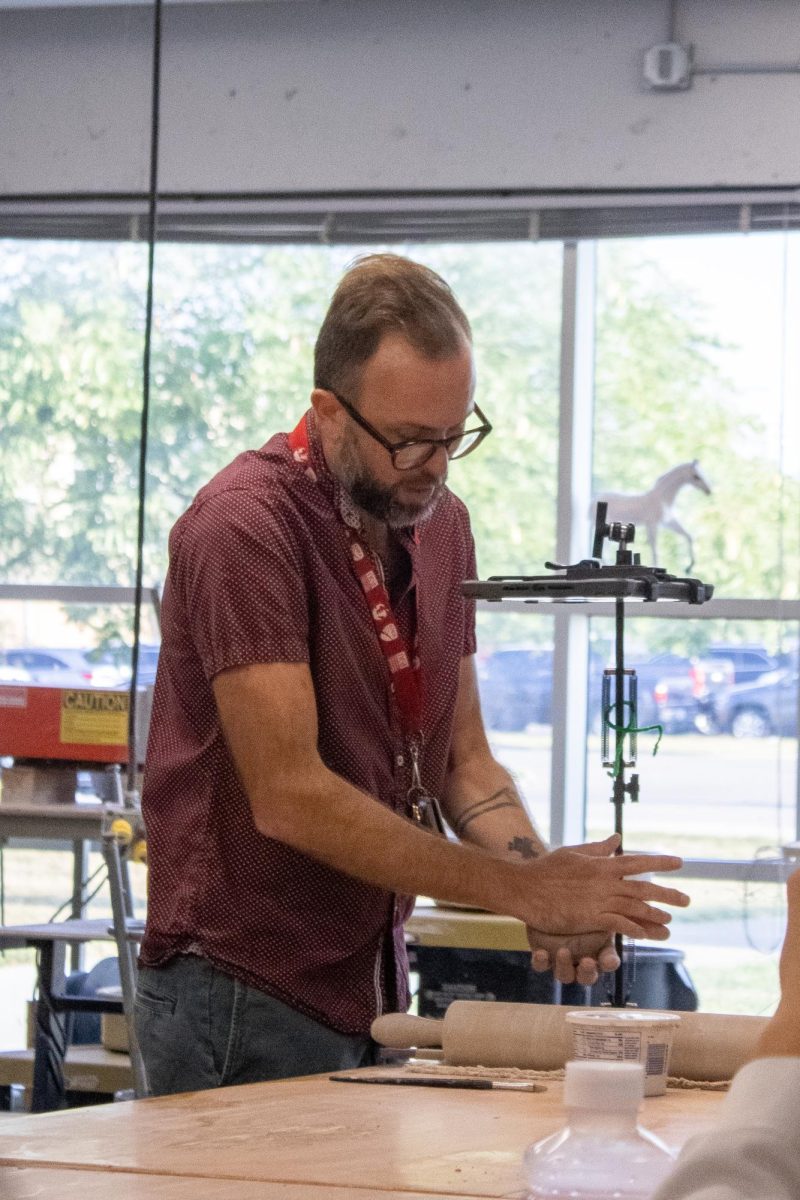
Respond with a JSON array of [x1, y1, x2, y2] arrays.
[[0, 684, 131, 763]]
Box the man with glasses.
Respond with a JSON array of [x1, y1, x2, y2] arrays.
[[137, 254, 687, 1095]]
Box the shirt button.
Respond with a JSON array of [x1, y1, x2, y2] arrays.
[[396, 754, 404, 767]]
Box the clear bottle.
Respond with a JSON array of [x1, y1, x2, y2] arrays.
[[524, 1060, 676, 1199]]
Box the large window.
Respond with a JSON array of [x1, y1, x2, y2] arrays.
[[1, 227, 798, 1022]]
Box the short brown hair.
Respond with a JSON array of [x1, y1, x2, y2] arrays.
[[314, 253, 472, 399]]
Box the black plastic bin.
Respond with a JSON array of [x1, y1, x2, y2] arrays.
[[408, 944, 697, 1017]]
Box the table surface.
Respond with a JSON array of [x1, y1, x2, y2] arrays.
[[0, 1074, 724, 1198], [0, 1165, 478, 1200], [0, 916, 144, 947], [0, 802, 108, 835], [0, 918, 116, 947]]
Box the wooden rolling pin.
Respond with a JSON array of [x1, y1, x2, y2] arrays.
[[372, 1001, 770, 1082]]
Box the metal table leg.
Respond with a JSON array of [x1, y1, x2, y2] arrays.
[[31, 939, 68, 1113], [69, 837, 90, 973], [102, 830, 148, 1098]]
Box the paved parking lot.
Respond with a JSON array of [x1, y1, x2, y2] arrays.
[[490, 730, 799, 847]]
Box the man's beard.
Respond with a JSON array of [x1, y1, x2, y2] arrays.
[[337, 433, 443, 529]]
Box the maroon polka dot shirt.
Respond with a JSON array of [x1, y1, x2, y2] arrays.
[[140, 413, 477, 1035]]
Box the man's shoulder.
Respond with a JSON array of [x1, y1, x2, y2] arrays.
[[177, 435, 295, 522], [197, 432, 293, 507], [167, 432, 317, 558]]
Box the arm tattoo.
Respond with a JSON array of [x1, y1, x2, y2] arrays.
[[452, 787, 521, 838], [507, 835, 539, 860]]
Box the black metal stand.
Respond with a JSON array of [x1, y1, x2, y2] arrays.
[[463, 503, 714, 1008], [609, 594, 638, 1006]]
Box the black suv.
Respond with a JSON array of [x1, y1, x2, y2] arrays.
[[705, 644, 777, 685], [478, 647, 553, 731]]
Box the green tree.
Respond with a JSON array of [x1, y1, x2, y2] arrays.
[[1, 237, 796, 660], [593, 242, 799, 654]]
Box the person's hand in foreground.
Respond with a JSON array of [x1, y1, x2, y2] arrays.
[[753, 868, 800, 1058]]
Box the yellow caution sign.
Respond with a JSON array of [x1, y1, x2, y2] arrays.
[[60, 690, 129, 747]]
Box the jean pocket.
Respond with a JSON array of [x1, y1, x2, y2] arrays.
[[134, 986, 177, 1017]]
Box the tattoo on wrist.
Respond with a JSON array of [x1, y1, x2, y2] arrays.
[[507, 835, 539, 860], [453, 787, 520, 838]]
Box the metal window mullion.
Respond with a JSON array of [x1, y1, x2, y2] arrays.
[[549, 241, 596, 847]]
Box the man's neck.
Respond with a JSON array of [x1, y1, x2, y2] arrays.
[[359, 512, 391, 561]]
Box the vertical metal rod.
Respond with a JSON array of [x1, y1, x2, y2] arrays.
[[613, 595, 626, 1007], [549, 240, 596, 847], [68, 838, 89, 973], [31, 940, 67, 1113], [127, 0, 163, 795]]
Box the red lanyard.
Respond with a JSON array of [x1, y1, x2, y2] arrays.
[[287, 413, 423, 741]]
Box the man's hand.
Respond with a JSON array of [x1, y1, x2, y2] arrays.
[[527, 930, 620, 986], [525, 833, 666, 982], [515, 833, 689, 951]]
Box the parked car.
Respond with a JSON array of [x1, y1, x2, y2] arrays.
[[0, 647, 125, 689], [477, 646, 553, 731], [714, 668, 799, 738], [596, 652, 735, 735], [0, 661, 32, 683], [704, 643, 777, 685], [115, 643, 161, 687], [477, 646, 605, 732], [477, 645, 739, 736]]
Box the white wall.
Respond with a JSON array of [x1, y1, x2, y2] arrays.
[[1, 0, 799, 196]]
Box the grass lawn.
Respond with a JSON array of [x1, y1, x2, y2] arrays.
[[0, 845, 147, 1050]]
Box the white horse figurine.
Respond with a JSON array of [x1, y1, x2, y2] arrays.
[[593, 460, 712, 572]]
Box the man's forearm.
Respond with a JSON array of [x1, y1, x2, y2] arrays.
[[443, 752, 548, 862], [217, 661, 687, 945], [250, 761, 531, 918], [249, 762, 686, 943]]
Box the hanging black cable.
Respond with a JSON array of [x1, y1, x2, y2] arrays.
[[127, 0, 163, 794]]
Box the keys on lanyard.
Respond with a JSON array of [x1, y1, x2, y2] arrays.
[[406, 738, 447, 836]]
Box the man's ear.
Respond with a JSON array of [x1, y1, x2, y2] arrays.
[[310, 387, 341, 431]]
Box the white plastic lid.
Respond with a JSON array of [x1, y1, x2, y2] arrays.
[[565, 1008, 681, 1027], [564, 1060, 645, 1109]]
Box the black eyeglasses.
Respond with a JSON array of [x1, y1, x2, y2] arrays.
[[328, 390, 492, 471]]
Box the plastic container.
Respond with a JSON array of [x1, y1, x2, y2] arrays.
[[566, 1009, 681, 1096], [524, 1060, 676, 1199]]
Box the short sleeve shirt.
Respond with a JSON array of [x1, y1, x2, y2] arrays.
[[140, 412, 477, 1035]]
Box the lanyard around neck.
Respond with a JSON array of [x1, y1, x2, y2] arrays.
[[287, 413, 423, 740]]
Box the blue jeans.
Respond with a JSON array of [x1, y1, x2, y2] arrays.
[[135, 955, 377, 1096]]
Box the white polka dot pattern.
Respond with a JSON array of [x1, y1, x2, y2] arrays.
[[140, 412, 477, 1035]]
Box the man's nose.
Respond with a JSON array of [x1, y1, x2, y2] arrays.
[[427, 444, 450, 476]]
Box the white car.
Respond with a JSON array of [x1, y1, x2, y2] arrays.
[[0, 648, 126, 689]]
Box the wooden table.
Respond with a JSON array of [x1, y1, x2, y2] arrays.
[[0, 1074, 724, 1198], [406, 905, 529, 950], [0, 1166, 476, 1199]]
